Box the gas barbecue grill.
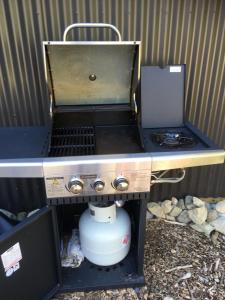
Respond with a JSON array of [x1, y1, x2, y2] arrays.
[[0, 23, 224, 299]]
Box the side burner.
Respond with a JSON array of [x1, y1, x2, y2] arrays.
[[151, 131, 196, 148]]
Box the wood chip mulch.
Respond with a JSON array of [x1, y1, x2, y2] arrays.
[[53, 220, 225, 300]]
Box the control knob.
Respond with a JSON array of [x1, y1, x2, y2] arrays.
[[68, 177, 84, 194], [93, 179, 105, 192], [113, 176, 129, 192]]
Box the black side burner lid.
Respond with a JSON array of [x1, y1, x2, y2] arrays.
[[141, 65, 185, 128]]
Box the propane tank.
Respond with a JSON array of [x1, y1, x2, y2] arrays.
[[79, 202, 131, 266]]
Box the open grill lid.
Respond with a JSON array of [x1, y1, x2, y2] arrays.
[[141, 65, 185, 128], [43, 23, 140, 108]]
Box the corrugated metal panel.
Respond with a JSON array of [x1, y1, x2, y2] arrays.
[[0, 0, 224, 207], [0, 178, 46, 213]]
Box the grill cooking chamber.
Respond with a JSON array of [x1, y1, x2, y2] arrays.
[[43, 32, 153, 200], [44, 37, 142, 159]]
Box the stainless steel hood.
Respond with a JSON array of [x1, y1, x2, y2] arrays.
[[44, 42, 139, 106]]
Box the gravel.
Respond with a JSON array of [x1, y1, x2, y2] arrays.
[[53, 220, 225, 300]]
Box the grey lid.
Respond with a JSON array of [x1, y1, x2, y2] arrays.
[[44, 42, 140, 106], [141, 65, 185, 128]]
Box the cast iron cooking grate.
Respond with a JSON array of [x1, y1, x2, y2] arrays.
[[49, 126, 96, 157]]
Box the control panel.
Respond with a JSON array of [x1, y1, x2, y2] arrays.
[[43, 154, 151, 198]]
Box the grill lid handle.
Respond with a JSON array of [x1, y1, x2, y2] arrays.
[[63, 23, 122, 42]]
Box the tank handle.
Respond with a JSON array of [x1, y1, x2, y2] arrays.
[[63, 23, 122, 42]]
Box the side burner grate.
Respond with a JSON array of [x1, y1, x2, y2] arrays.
[[49, 126, 96, 157]]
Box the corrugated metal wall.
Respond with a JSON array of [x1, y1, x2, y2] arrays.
[[0, 0, 225, 209]]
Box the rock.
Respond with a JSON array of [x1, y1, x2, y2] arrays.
[[147, 202, 165, 218], [146, 211, 154, 220], [211, 230, 220, 245], [177, 198, 185, 210], [206, 202, 216, 210], [171, 197, 178, 206], [215, 200, 225, 213], [165, 215, 175, 221], [210, 217, 225, 235], [178, 272, 192, 282], [176, 210, 191, 224], [199, 275, 209, 284], [218, 212, 225, 218], [193, 196, 205, 207], [163, 297, 174, 300], [188, 206, 208, 224], [185, 195, 195, 209], [190, 223, 214, 238], [169, 206, 182, 217], [161, 200, 172, 214], [134, 287, 140, 293], [207, 209, 218, 222]]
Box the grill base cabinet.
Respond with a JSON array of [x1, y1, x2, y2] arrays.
[[0, 195, 148, 299]]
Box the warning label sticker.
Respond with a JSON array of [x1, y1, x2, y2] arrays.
[[1, 242, 22, 272], [45, 177, 65, 197], [170, 66, 182, 73]]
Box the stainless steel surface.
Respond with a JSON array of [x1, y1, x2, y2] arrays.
[[112, 176, 129, 192], [63, 23, 122, 42], [151, 169, 186, 184], [43, 42, 140, 106], [42, 149, 224, 198], [68, 177, 84, 194], [151, 150, 225, 172], [43, 153, 152, 198], [0, 149, 224, 180], [0, 159, 43, 178], [93, 179, 105, 192]]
